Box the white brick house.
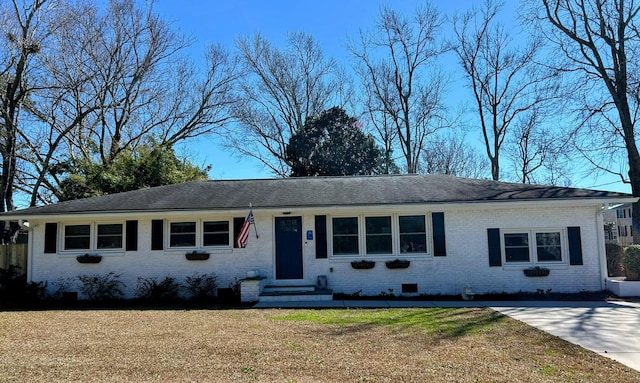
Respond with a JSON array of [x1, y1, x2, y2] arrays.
[[2, 174, 635, 301]]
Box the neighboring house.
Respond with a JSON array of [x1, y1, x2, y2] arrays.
[[1, 174, 635, 301], [603, 203, 635, 246]]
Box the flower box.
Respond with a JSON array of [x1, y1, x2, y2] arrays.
[[185, 252, 210, 261], [523, 267, 550, 277], [76, 254, 102, 264], [351, 260, 375, 269], [385, 259, 411, 269]]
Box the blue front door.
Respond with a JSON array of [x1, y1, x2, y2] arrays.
[[275, 216, 303, 279]]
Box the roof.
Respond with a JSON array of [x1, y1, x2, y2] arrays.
[[1, 174, 634, 217]]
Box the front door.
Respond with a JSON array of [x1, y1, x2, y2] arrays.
[[275, 216, 303, 279]]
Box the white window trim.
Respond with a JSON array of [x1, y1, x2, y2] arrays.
[[59, 221, 125, 255], [165, 218, 233, 252], [328, 213, 432, 259], [501, 228, 568, 267]]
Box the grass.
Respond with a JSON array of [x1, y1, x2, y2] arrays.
[[0, 308, 637, 382]]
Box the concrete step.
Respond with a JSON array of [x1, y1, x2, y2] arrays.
[[259, 289, 333, 303], [263, 285, 316, 293]]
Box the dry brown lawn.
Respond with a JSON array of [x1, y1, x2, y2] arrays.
[[0, 307, 637, 382]]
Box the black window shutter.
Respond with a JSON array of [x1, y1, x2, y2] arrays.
[[126, 220, 138, 251], [315, 215, 327, 259], [487, 228, 502, 267], [233, 217, 245, 248], [151, 219, 164, 251], [432, 212, 446, 256], [568, 226, 583, 265], [44, 222, 57, 254]]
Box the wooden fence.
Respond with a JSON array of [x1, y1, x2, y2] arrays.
[[0, 244, 27, 274]]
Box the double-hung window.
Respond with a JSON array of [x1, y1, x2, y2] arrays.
[[170, 222, 196, 247], [168, 220, 231, 248], [203, 221, 229, 246], [399, 215, 426, 253], [503, 230, 563, 264], [64, 224, 91, 250], [332, 217, 359, 255], [331, 214, 430, 257], [97, 224, 123, 249], [365, 217, 392, 254], [63, 223, 124, 251]]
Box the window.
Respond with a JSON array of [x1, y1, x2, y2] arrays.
[[97, 224, 123, 249], [366, 216, 392, 254], [64, 225, 90, 250], [536, 232, 561, 262], [203, 221, 229, 246], [504, 233, 530, 262], [332, 217, 359, 255], [504, 230, 564, 264], [399, 215, 426, 253], [170, 222, 196, 247]]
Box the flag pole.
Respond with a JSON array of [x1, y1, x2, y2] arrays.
[[250, 203, 259, 239]]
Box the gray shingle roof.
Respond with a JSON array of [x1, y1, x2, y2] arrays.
[[1, 174, 633, 217]]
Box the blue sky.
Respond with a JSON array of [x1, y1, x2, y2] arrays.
[[150, 1, 629, 193]]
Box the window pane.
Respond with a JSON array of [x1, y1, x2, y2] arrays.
[[366, 217, 391, 234], [332, 217, 358, 255], [170, 222, 196, 247], [203, 233, 228, 246], [399, 215, 426, 253], [504, 233, 530, 262], [203, 221, 228, 233], [536, 232, 562, 262], [203, 221, 229, 246], [97, 224, 123, 249], [333, 217, 358, 235], [366, 217, 392, 254], [64, 225, 90, 250], [399, 215, 425, 233]]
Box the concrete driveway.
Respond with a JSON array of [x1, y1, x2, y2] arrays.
[[491, 301, 640, 372]]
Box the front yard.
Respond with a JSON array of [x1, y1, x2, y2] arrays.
[[0, 308, 637, 382]]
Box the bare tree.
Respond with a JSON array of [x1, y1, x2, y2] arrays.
[[230, 32, 348, 177], [350, 4, 448, 174], [15, 0, 238, 205], [533, 0, 640, 240], [0, 0, 53, 211], [506, 109, 573, 185], [421, 134, 489, 179], [452, 0, 559, 181]]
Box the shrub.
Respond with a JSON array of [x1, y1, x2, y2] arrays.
[[623, 245, 640, 281], [50, 277, 77, 300], [77, 272, 125, 300], [606, 243, 625, 276], [0, 265, 47, 301], [184, 273, 218, 300], [135, 276, 181, 300]]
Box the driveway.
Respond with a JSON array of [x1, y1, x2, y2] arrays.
[[490, 301, 640, 372]]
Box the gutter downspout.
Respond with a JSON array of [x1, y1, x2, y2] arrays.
[[597, 204, 608, 291], [24, 221, 33, 283]]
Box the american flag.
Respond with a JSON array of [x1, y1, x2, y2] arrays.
[[235, 210, 254, 248]]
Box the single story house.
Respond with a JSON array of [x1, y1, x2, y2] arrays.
[[1, 174, 635, 301]]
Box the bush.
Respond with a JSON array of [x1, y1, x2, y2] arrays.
[[184, 273, 218, 300], [77, 272, 125, 300], [50, 277, 78, 300], [135, 276, 181, 300], [0, 265, 47, 301], [623, 245, 640, 281], [606, 243, 625, 276]]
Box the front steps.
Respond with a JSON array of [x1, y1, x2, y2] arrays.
[[259, 284, 333, 303]]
